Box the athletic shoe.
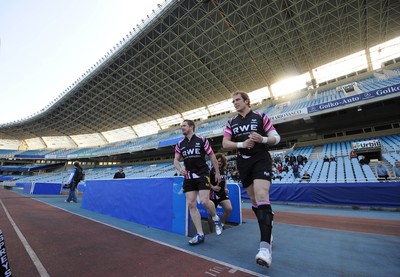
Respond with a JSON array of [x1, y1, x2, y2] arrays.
[[255, 247, 272, 268], [64, 200, 70, 203], [189, 233, 205, 245], [214, 220, 223, 235]]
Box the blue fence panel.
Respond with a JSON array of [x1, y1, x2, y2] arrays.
[[240, 182, 400, 207], [82, 177, 187, 235]]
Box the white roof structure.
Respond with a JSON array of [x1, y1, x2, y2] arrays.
[[0, 0, 399, 149]]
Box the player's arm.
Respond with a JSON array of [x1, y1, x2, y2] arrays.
[[173, 153, 187, 176], [222, 121, 253, 149], [210, 182, 221, 191], [222, 135, 254, 149], [249, 129, 281, 145], [249, 114, 281, 145], [209, 153, 221, 184], [66, 168, 76, 184]]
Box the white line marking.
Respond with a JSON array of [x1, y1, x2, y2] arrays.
[[0, 199, 50, 277], [35, 198, 269, 277]]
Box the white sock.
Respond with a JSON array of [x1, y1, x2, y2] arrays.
[[260, 241, 271, 251]]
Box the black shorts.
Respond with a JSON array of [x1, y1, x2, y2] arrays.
[[210, 194, 229, 208], [210, 188, 229, 207], [183, 176, 210, 193], [237, 153, 272, 188]]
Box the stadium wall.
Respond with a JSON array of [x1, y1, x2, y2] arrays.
[[240, 182, 400, 207]]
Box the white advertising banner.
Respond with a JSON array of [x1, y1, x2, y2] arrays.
[[269, 108, 308, 123], [352, 139, 381, 150]]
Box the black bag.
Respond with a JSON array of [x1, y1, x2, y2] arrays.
[[75, 168, 85, 182]]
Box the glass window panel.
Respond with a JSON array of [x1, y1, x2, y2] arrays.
[[370, 36, 400, 70], [313, 51, 367, 83]]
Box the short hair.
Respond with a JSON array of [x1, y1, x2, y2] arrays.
[[215, 153, 227, 169], [232, 91, 251, 107], [183, 119, 195, 132], [73, 161, 81, 168]]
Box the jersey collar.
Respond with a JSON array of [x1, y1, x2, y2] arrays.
[[239, 109, 252, 119]]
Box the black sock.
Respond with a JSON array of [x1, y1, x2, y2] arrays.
[[254, 204, 273, 244]]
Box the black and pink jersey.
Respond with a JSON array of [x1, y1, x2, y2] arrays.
[[175, 134, 214, 178], [210, 167, 228, 200], [224, 110, 276, 157]]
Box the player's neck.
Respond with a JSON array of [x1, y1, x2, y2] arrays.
[[238, 107, 251, 117], [185, 132, 194, 140]]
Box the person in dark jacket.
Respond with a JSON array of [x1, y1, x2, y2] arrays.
[[65, 161, 83, 203], [113, 166, 126, 179], [297, 154, 304, 166]]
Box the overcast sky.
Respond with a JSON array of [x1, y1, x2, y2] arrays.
[[0, 0, 162, 124]]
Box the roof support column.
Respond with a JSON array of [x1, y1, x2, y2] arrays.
[[98, 133, 109, 145], [365, 48, 373, 71], [67, 136, 78, 148], [130, 126, 139, 137], [39, 137, 48, 149]]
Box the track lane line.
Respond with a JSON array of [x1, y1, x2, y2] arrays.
[[35, 198, 268, 277], [0, 199, 50, 277]]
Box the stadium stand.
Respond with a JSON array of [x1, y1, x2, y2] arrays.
[[2, 132, 398, 188], [0, 71, 400, 158]]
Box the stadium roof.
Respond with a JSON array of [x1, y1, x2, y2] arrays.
[[1, 0, 399, 141]]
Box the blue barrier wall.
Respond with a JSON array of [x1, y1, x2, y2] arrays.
[[20, 182, 62, 194], [81, 177, 188, 235], [15, 182, 26, 188], [239, 182, 400, 207], [32, 182, 63, 194], [23, 183, 32, 194]]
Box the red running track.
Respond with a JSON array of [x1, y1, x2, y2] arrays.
[[0, 190, 256, 277], [1, 189, 399, 276]]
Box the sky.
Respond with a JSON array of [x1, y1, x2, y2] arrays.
[[0, 0, 163, 124]]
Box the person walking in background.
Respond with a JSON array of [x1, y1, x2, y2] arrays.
[[392, 161, 400, 179], [174, 119, 223, 245], [375, 161, 390, 181], [65, 161, 84, 203], [222, 91, 281, 268], [113, 166, 126, 179], [208, 153, 232, 233]]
